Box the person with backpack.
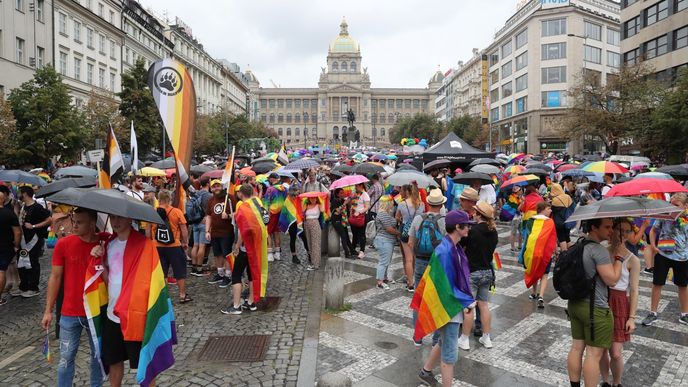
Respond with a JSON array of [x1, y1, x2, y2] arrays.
[[458, 200, 499, 350], [562, 218, 624, 387], [149, 190, 191, 303], [408, 188, 446, 346], [17, 186, 52, 298], [373, 196, 399, 289], [551, 183, 575, 252], [396, 184, 425, 292], [188, 177, 212, 276]]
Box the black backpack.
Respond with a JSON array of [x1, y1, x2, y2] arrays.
[[155, 208, 175, 245], [251, 198, 270, 225]]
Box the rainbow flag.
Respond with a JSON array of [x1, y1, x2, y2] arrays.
[[301, 195, 331, 225], [42, 329, 52, 363], [279, 196, 303, 233], [521, 192, 543, 221], [519, 216, 557, 288], [83, 253, 108, 376], [235, 199, 269, 301], [383, 181, 394, 195], [264, 184, 287, 215], [410, 236, 475, 341], [492, 252, 502, 270], [499, 193, 521, 221], [226, 253, 235, 271]]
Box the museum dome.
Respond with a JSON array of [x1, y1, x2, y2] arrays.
[[429, 70, 445, 83], [329, 18, 359, 53]]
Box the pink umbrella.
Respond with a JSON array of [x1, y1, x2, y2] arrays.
[[329, 174, 369, 190]]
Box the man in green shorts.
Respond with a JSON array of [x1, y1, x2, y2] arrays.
[[566, 218, 624, 387]]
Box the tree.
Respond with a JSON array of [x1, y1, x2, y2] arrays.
[[648, 68, 688, 163], [0, 98, 17, 165], [82, 89, 126, 151], [564, 63, 663, 155], [446, 115, 483, 144], [389, 113, 443, 145], [117, 57, 163, 155], [8, 65, 86, 166]]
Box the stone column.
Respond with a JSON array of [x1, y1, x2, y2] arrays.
[[324, 257, 344, 310]]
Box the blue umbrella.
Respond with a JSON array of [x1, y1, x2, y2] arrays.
[[0, 170, 47, 186], [561, 169, 595, 177]]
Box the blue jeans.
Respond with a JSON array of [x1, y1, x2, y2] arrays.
[[58, 316, 103, 387], [432, 321, 460, 364], [373, 236, 395, 280], [412, 258, 440, 343]]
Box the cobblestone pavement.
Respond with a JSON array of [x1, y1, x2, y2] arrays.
[[0, 237, 319, 387], [316, 224, 688, 386]]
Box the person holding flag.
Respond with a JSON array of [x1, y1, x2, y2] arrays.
[[413, 210, 477, 387]]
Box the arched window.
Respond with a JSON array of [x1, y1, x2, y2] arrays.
[[286, 113, 292, 123], [388, 113, 394, 122], [295, 113, 300, 123], [332, 62, 338, 72], [286, 128, 292, 136], [303, 128, 308, 137], [341, 62, 348, 72], [379, 115, 385, 123], [278, 114, 284, 123], [332, 126, 339, 140], [350, 61, 356, 72], [303, 112, 309, 122], [295, 128, 300, 136], [278, 128, 283, 136], [371, 113, 377, 123], [269, 114, 275, 123], [381, 128, 385, 136]]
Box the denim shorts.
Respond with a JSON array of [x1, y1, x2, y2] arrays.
[[436, 321, 460, 364], [192, 223, 209, 245], [470, 269, 493, 302]]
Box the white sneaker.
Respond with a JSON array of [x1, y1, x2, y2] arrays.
[[274, 249, 282, 261], [479, 335, 493, 349], [267, 252, 274, 262], [9, 289, 22, 297], [458, 335, 470, 351]]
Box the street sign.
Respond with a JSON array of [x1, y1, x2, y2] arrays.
[[87, 149, 104, 163]]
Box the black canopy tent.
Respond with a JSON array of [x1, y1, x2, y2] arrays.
[[422, 132, 495, 164]]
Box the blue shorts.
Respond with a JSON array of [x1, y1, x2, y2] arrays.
[[192, 223, 209, 245], [433, 321, 460, 364], [470, 269, 493, 302]]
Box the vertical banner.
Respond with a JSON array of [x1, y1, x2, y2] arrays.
[[147, 59, 197, 209], [98, 126, 124, 189], [130, 121, 139, 176]]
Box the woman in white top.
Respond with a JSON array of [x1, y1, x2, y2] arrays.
[[303, 197, 322, 270], [600, 218, 640, 387], [395, 184, 425, 292]]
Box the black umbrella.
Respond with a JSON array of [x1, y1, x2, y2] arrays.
[[0, 170, 47, 186], [397, 164, 419, 171], [453, 172, 493, 185], [467, 158, 501, 168], [48, 188, 164, 224], [581, 154, 603, 161], [283, 158, 320, 171], [524, 168, 549, 176], [36, 177, 97, 198], [252, 161, 278, 174], [423, 159, 452, 172], [252, 156, 276, 164], [656, 165, 688, 178], [333, 164, 354, 173], [54, 165, 98, 179], [525, 162, 553, 172], [150, 158, 176, 169], [329, 170, 345, 178], [190, 165, 213, 174], [353, 163, 385, 175]]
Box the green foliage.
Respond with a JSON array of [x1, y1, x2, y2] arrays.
[[446, 115, 483, 145], [389, 113, 443, 145], [8, 65, 86, 166], [117, 57, 163, 155], [648, 68, 688, 163], [0, 98, 17, 165], [193, 111, 278, 155], [82, 89, 126, 151]]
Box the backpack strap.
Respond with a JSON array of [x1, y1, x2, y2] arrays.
[[590, 273, 597, 342]]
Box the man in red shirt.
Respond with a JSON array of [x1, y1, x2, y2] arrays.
[[41, 208, 106, 387]]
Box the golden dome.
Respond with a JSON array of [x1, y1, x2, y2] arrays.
[[329, 18, 359, 53]]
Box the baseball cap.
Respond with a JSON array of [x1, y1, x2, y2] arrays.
[[210, 179, 223, 187], [268, 172, 279, 179], [445, 210, 475, 227]]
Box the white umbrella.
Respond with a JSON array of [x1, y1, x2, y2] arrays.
[[385, 170, 435, 188]]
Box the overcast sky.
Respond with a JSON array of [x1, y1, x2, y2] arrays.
[[140, 0, 518, 88]]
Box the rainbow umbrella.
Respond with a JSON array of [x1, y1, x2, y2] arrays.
[[256, 174, 268, 184], [581, 161, 629, 174], [504, 165, 526, 175], [508, 153, 525, 164], [329, 174, 369, 190], [352, 153, 368, 163], [500, 174, 540, 191]]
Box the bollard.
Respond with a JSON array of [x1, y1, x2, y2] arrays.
[[326, 223, 341, 258], [316, 371, 352, 387], [324, 257, 344, 310]]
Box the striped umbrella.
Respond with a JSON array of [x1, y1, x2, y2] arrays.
[[581, 161, 629, 174], [500, 174, 540, 191], [504, 165, 526, 175]]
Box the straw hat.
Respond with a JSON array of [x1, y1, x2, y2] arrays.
[[473, 200, 495, 220], [459, 187, 479, 202], [427, 188, 447, 206]]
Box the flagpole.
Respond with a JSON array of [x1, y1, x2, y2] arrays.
[[224, 145, 236, 215]]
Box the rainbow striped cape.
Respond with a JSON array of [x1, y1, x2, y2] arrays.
[[236, 199, 269, 301], [518, 216, 557, 288], [300, 195, 331, 226], [411, 236, 475, 341], [499, 193, 521, 221], [521, 192, 543, 221], [264, 184, 287, 215], [279, 196, 303, 233]]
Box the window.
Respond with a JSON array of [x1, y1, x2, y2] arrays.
[[490, 69, 499, 84], [501, 40, 512, 57], [413, 99, 420, 108], [74, 58, 81, 80], [624, 16, 639, 38], [490, 88, 499, 103], [502, 61, 512, 79], [542, 66, 566, 84], [584, 21, 602, 41], [502, 81, 513, 98], [675, 26, 688, 50], [678, 0, 688, 12], [645, 35, 668, 59], [277, 113, 283, 123], [36, 0, 44, 22], [260, 99, 267, 108], [607, 29, 620, 46], [584, 69, 602, 87], [277, 128, 283, 136], [110, 40, 116, 58], [396, 99, 403, 108], [294, 99, 301, 108], [59, 52, 67, 75], [607, 51, 621, 68], [515, 29, 528, 49], [516, 74, 528, 92], [37, 46, 44, 68], [350, 61, 356, 72], [295, 113, 301, 123], [99, 35, 105, 53], [109, 10, 115, 24], [15, 38, 25, 64], [269, 99, 275, 108], [286, 113, 292, 123], [269, 114, 275, 123], [74, 21, 81, 42], [295, 128, 300, 137], [87, 63, 94, 84], [286, 99, 292, 109], [87, 28, 94, 48], [98, 68, 105, 88], [15, 0, 23, 12], [502, 103, 513, 118], [332, 62, 338, 71], [110, 72, 115, 90], [312, 113, 317, 123], [489, 51, 499, 67], [59, 13, 68, 35], [515, 52, 528, 71], [303, 112, 309, 123], [645, 1, 668, 26], [277, 99, 284, 108], [304, 128, 309, 137], [379, 114, 385, 123], [516, 96, 527, 113], [584, 45, 602, 64], [624, 48, 639, 65], [542, 43, 566, 60], [541, 91, 567, 107], [98, 3, 104, 17], [303, 99, 309, 108], [542, 18, 566, 37], [490, 107, 499, 121], [341, 62, 348, 72], [405, 99, 411, 108]]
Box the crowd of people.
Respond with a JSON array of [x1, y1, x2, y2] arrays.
[[1, 151, 687, 387]]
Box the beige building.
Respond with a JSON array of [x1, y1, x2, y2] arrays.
[[218, 60, 249, 117], [121, 0, 173, 73], [452, 49, 489, 121], [249, 19, 440, 148], [486, 0, 620, 154], [0, 0, 54, 96], [620, 0, 688, 80]]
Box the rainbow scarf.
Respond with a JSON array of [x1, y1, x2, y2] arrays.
[[411, 236, 475, 341], [518, 216, 557, 288], [279, 196, 303, 233], [235, 199, 269, 301], [301, 196, 331, 226], [499, 193, 521, 221], [264, 184, 287, 215]]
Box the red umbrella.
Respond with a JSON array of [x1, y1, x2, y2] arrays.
[[605, 178, 688, 197], [200, 169, 223, 179], [298, 191, 328, 199], [557, 163, 580, 172], [239, 167, 257, 177]]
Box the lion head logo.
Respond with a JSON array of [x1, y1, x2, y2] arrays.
[[154, 67, 183, 96]]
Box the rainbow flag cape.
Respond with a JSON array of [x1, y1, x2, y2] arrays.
[[492, 252, 502, 270], [236, 199, 269, 301], [411, 236, 475, 341], [279, 196, 303, 233], [264, 184, 287, 215], [521, 192, 543, 221], [499, 193, 521, 221], [518, 216, 557, 288]]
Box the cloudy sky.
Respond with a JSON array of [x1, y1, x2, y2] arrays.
[[140, 0, 518, 88]]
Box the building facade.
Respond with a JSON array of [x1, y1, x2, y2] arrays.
[[451, 49, 489, 120], [121, 0, 173, 73], [218, 60, 249, 116], [486, 0, 620, 154], [620, 0, 688, 81], [249, 19, 439, 148], [0, 0, 54, 96]]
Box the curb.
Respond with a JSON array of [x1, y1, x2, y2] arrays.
[[297, 268, 324, 386]]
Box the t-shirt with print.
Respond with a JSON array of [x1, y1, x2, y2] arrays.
[[52, 234, 101, 316], [653, 215, 688, 262], [206, 195, 233, 239], [153, 205, 187, 247], [106, 238, 127, 323], [582, 239, 612, 308]]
